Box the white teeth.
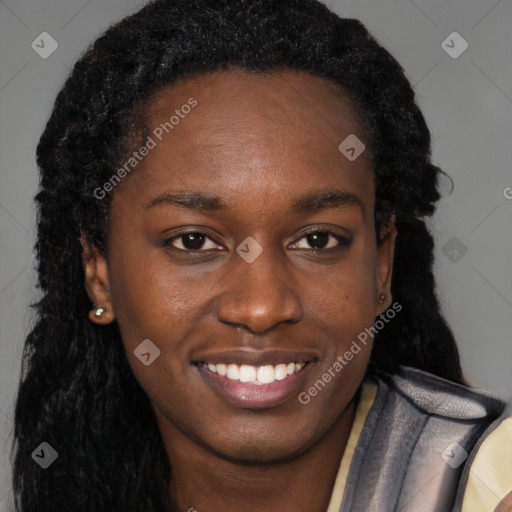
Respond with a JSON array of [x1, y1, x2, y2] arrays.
[[257, 365, 275, 384], [274, 364, 288, 381], [203, 361, 307, 385], [239, 365, 257, 383], [227, 364, 240, 380]]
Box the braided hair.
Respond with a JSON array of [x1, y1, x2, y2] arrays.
[[12, 0, 464, 510]]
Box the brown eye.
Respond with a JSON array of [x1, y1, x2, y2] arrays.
[[167, 232, 222, 251], [305, 231, 330, 249], [290, 230, 351, 250]]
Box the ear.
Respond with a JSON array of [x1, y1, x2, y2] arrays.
[[375, 216, 397, 315], [79, 233, 115, 325]]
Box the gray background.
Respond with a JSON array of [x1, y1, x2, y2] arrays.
[[1, 0, 511, 509]]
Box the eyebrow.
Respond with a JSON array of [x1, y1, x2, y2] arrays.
[[145, 189, 364, 215], [291, 190, 364, 214], [145, 191, 228, 212]]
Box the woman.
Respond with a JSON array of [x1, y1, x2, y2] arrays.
[[12, 0, 511, 510]]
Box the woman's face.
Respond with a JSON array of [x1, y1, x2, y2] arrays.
[[85, 69, 396, 463]]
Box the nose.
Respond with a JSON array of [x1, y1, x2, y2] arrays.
[[216, 249, 302, 334]]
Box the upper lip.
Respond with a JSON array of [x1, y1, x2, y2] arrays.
[[191, 349, 321, 366]]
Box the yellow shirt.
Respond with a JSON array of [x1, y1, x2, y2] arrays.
[[326, 381, 512, 512]]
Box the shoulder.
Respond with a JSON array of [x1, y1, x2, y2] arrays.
[[341, 367, 509, 511], [459, 410, 512, 511], [379, 366, 505, 421], [374, 367, 512, 512]]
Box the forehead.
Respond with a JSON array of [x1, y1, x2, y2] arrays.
[[145, 68, 369, 159], [117, 68, 374, 217], [147, 68, 366, 132]]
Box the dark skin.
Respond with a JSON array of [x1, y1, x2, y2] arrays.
[[81, 69, 397, 512]]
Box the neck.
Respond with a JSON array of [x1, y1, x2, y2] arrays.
[[157, 402, 356, 512]]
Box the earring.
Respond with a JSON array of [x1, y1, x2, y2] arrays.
[[378, 293, 385, 304], [92, 303, 107, 317]]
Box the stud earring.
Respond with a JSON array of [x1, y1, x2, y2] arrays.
[[92, 303, 107, 317], [378, 294, 385, 304]]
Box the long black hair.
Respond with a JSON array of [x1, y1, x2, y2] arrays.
[[12, 0, 464, 510]]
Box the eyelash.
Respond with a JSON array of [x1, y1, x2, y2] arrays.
[[164, 229, 352, 254]]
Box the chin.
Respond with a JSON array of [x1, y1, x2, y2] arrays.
[[208, 442, 312, 467], [200, 426, 320, 466]]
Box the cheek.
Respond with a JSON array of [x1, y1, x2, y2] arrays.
[[302, 240, 378, 330], [109, 262, 198, 352], [107, 244, 226, 400], [296, 236, 378, 406], [108, 257, 200, 415]]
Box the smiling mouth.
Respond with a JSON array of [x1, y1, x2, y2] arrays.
[[197, 361, 307, 385], [191, 349, 319, 407]]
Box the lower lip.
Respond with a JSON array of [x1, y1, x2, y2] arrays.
[[195, 363, 315, 409]]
